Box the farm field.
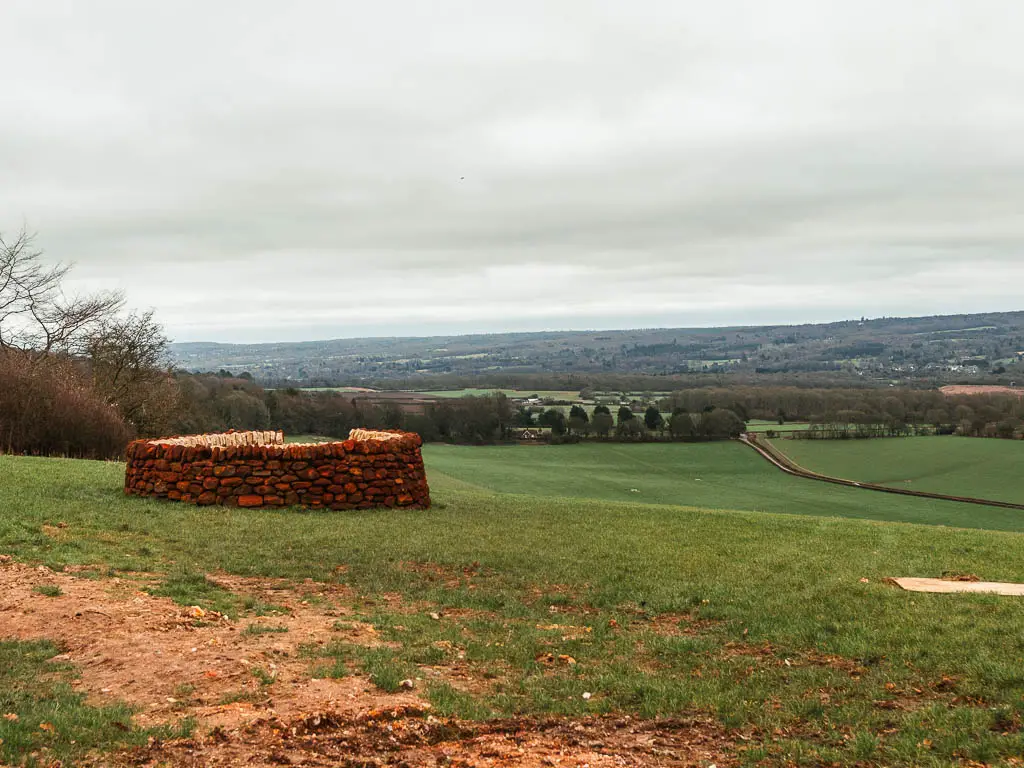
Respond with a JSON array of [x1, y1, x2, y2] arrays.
[[412, 388, 583, 400], [4, 451, 1024, 764], [745, 420, 812, 433], [769, 436, 1024, 505], [296, 386, 379, 393], [423, 442, 1024, 531]]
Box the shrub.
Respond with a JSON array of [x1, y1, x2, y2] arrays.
[[0, 351, 132, 459]]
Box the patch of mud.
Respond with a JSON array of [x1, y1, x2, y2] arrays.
[[119, 708, 734, 768], [632, 613, 718, 637], [398, 560, 494, 588], [718, 642, 869, 678]]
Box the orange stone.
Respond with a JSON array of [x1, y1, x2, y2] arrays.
[[238, 495, 263, 507]]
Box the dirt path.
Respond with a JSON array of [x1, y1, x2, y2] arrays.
[[0, 556, 735, 766]]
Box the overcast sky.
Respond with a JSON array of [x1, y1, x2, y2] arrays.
[[2, 1, 1022, 343]]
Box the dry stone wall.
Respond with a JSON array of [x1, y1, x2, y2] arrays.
[[124, 429, 430, 510]]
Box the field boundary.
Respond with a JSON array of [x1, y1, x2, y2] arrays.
[[739, 434, 1024, 511]]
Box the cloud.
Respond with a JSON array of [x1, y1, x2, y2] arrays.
[[1, 1, 1022, 341]]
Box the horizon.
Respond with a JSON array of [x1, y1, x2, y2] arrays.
[[169, 306, 1024, 346]]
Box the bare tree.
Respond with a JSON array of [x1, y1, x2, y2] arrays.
[[85, 310, 181, 433], [0, 228, 123, 362]]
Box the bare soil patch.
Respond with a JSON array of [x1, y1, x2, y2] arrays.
[[718, 642, 868, 677], [940, 385, 1024, 398], [633, 612, 717, 638], [117, 710, 733, 767], [0, 557, 739, 766], [398, 559, 495, 587], [0, 559, 422, 730]]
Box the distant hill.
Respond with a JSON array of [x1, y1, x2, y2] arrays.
[[170, 310, 1024, 387]]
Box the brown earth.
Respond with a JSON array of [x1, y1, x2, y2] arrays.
[[0, 556, 737, 766], [940, 385, 1024, 397], [121, 711, 732, 767]]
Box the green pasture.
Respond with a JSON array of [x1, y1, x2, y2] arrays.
[[413, 388, 583, 400], [4, 446, 1024, 764], [745, 419, 813, 433], [296, 386, 380, 393], [769, 436, 1024, 505], [422, 442, 1022, 531], [283, 434, 334, 443]]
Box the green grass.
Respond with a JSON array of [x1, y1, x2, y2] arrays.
[[745, 420, 812, 433], [769, 436, 1024, 504], [296, 387, 586, 399], [32, 584, 63, 598], [423, 442, 1024, 531], [0, 639, 192, 766], [415, 388, 583, 400], [241, 623, 289, 637], [6, 452, 1024, 764], [147, 567, 243, 617], [307, 640, 416, 692], [284, 434, 335, 443]]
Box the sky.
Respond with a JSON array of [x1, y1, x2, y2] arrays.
[[2, 1, 1023, 343]]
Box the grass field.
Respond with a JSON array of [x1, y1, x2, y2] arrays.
[[423, 442, 1024, 531], [769, 436, 1024, 505], [4, 449, 1024, 764], [745, 420, 813, 433], [414, 388, 583, 400], [283, 433, 334, 443]]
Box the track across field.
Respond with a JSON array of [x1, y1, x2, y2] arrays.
[[765, 436, 1024, 505]]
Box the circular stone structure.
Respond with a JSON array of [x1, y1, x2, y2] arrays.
[[124, 429, 430, 510]]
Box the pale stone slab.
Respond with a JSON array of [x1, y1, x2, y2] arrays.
[[889, 577, 1024, 596]]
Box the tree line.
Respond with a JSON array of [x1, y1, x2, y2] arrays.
[[170, 381, 1024, 444], [656, 386, 1024, 438]]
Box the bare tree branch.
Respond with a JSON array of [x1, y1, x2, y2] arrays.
[[0, 228, 123, 363], [86, 309, 176, 431]]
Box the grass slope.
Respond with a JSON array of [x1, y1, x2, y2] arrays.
[[4, 453, 1024, 764], [423, 442, 1024, 531], [770, 436, 1024, 505]]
